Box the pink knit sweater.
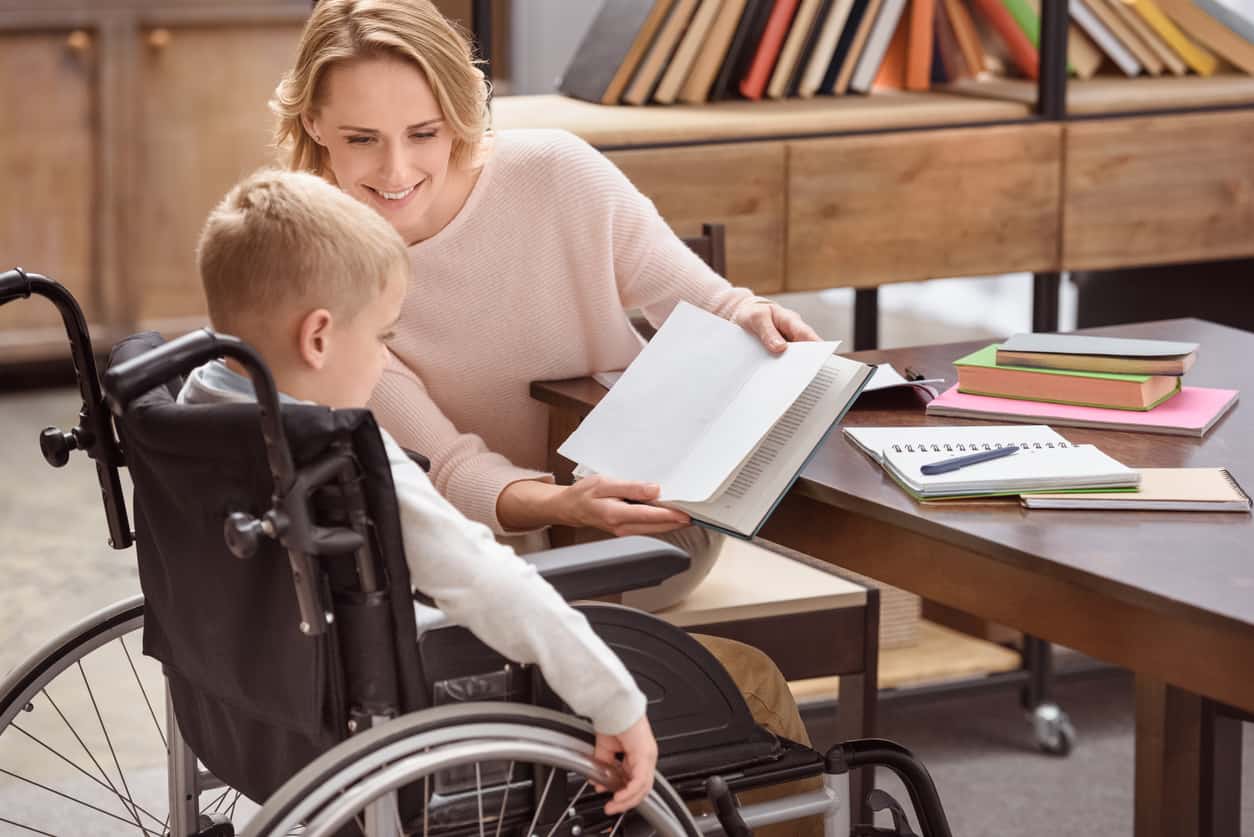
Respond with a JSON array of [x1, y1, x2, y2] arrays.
[[370, 129, 755, 537]]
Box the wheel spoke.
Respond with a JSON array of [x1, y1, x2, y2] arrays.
[[493, 761, 515, 837], [43, 689, 148, 827], [119, 636, 166, 749], [476, 762, 485, 837], [0, 768, 163, 836], [544, 780, 590, 837], [77, 660, 146, 833], [0, 815, 59, 836], [524, 766, 558, 837], [9, 723, 166, 830], [607, 813, 627, 837]]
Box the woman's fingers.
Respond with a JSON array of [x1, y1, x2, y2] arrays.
[[588, 477, 662, 502], [775, 306, 822, 342], [747, 304, 787, 353]]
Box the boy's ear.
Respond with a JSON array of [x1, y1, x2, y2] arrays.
[[297, 308, 335, 370]]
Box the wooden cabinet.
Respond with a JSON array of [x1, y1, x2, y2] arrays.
[[786, 124, 1063, 289], [0, 28, 97, 360], [1063, 111, 1254, 271], [608, 143, 787, 293]]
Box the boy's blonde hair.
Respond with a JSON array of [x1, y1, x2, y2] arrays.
[[197, 168, 407, 332], [272, 0, 489, 175]]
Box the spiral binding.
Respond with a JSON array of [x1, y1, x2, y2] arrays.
[[889, 440, 1080, 454]]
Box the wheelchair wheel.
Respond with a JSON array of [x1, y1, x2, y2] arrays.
[[0, 595, 251, 836], [245, 703, 700, 837]]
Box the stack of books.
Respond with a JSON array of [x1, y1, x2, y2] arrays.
[[925, 334, 1240, 436], [558, 0, 1254, 107]]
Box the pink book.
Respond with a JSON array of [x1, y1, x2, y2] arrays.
[[926, 385, 1239, 438]]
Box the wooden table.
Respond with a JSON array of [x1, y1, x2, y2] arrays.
[[532, 317, 1252, 837]]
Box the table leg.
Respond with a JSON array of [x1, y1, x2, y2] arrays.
[[836, 586, 880, 826], [1134, 676, 1243, 837]]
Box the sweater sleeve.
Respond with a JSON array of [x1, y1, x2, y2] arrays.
[[370, 354, 553, 536], [382, 431, 646, 735], [556, 132, 759, 329]]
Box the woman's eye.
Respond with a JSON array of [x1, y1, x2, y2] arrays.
[[347, 136, 375, 145], [410, 131, 437, 140]]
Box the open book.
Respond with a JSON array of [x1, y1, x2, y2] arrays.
[[560, 302, 874, 538]]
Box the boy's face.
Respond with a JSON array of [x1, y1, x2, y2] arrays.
[[316, 270, 406, 409]]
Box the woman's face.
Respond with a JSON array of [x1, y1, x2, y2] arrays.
[[306, 56, 455, 244]]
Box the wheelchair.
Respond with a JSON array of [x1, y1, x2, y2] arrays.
[[0, 268, 954, 837]]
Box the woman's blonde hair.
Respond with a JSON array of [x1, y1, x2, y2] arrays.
[[272, 0, 489, 174]]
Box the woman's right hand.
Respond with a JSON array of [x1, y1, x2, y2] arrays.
[[554, 476, 691, 536]]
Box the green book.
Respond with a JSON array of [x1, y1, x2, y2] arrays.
[[998, 0, 1075, 73], [954, 344, 1182, 411]]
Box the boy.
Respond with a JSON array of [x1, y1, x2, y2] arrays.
[[180, 168, 655, 814]]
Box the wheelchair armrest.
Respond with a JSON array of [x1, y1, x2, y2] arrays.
[[526, 536, 690, 600]]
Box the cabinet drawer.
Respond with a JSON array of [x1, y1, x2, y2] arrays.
[[787, 123, 1061, 289], [607, 142, 786, 294], [0, 30, 96, 358], [1063, 112, 1254, 270]]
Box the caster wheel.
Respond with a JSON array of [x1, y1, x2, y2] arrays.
[[1031, 702, 1076, 756]]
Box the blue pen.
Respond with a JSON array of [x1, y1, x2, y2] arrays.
[[919, 445, 1020, 475]]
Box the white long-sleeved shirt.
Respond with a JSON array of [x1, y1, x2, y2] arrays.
[[178, 361, 646, 734]]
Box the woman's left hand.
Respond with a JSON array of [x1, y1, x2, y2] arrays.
[[733, 300, 822, 353]]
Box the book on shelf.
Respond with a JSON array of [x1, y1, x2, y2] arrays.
[[798, 0, 858, 95], [968, 0, 1040, 78], [1193, 0, 1254, 47], [1023, 0, 1105, 78], [907, 0, 939, 88], [559, 302, 875, 539], [819, 0, 876, 92], [623, 0, 701, 105], [740, 0, 802, 99], [935, 0, 974, 79], [1083, 0, 1162, 73], [768, 0, 829, 98], [851, 0, 912, 91], [1155, 0, 1254, 74], [925, 384, 1239, 436], [844, 424, 1140, 500], [654, 0, 725, 103], [1022, 467, 1252, 511], [994, 333, 1198, 376], [834, 0, 888, 91], [946, 0, 990, 74], [873, 13, 912, 88], [1102, 0, 1188, 75], [679, 0, 752, 103], [1072, 0, 1146, 76], [1126, 0, 1220, 74], [955, 344, 1182, 410], [788, 0, 841, 95], [710, 0, 775, 99], [558, 0, 675, 105]]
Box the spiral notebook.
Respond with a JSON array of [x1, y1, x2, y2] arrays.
[[844, 424, 1140, 499]]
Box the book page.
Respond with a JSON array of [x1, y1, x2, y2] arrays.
[[670, 354, 872, 535], [559, 302, 840, 501]]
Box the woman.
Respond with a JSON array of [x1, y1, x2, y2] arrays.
[[272, 5, 822, 830]]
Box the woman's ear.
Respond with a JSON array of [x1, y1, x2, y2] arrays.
[[301, 113, 323, 145], [297, 308, 335, 370]]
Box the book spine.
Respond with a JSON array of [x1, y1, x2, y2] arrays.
[[1131, 0, 1219, 74], [740, 0, 802, 99], [1072, 0, 1143, 75], [969, 0, 1041, 77], [907, 0, 938, 89]]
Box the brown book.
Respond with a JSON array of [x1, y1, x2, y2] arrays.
[[768, 0, 828, 97], [934, 0, 972, 78], [1102, 0, 1188, 73], [1022, 468, 1252, 512], [559, 0, 676, 105], [655, 0, 726, 103], [945, 0, 989, 74], [680, 0, 752, 103], [874, 12, 911, 87], [1081, 0, 1165, 74], [623, 0, 702, 105], [907, 0, 938, 89], [834, 0, 887, 92], [1156, 0, 1254, 73], [740, 0, 801, 100]]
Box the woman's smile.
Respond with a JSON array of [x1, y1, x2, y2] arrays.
[[364, 181, 422, 211]]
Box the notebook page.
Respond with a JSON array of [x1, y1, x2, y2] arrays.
[[844, 424, 1069, 462], [884, 443, 1139, 497]]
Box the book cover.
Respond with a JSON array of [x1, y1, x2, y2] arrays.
[[680, 0, 752, 103], [1071, 0, 1143, 74], [739, 0, 802, 99], [1128, 0, 1220, 74], [711, 0, 776, 99], [946, 0, 990, 75], [623, 0, 702, 105], [1079, 0, 1160, 74], [1022, 467, 1253, 511], [558, 0, 675, 105], [798, 0, 859, 95], [851, 0, 912, 90], [935, 0, 973, 79], [1103, 0, 1189, 73], [655, 0, 726, 103], [969, 0, 1041, 77], [835, 0, 889, 91], [1155, 0, 1254, 73], [768, 0, 828, 98], [954, 344, 1182, 410], [907, 0, 939, 89], [820, 0, 877, 91], [874, 12, 912, 88], [1002, 0, 1084, 74], [926, 384, 1239, 437], [788, 0, 841, 96], [1194, 0, 1254, 46]]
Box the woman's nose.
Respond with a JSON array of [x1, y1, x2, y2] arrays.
[[380, 144, 409, 184]]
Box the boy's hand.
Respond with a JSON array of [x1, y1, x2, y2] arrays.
[[733, 300, 822, 353], [593, 716, 658, 815]]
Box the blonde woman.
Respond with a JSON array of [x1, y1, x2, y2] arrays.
[[272, 6, 822, 830]]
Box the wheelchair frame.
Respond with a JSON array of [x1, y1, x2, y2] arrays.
[[0, 268, 954, 837]]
